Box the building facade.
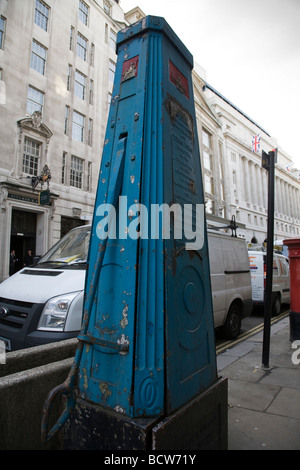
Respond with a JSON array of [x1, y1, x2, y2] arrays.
[[193, 70, 300, 245], [0, 0, 136, 280]]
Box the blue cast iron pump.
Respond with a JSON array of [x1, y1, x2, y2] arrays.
[[41, 16, 226, 449]]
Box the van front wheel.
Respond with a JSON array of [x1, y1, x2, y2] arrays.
[[221, 303, 241, 340]]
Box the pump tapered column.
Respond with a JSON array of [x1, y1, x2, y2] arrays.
[[60, 16, 227, 450]]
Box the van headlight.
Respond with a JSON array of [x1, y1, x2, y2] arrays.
[[38, 292, 81, 332]]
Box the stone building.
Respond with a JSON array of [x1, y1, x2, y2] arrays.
[[193, 69, 300, 245], [0, 0, 140, 280]]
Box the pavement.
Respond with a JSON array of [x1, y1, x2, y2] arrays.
[[217, 314, 300, 450]]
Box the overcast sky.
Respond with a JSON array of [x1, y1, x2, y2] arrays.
[[119, 0, 300, 169]]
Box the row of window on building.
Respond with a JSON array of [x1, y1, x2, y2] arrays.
[[26, 87, 95, 147], [200, 124, 300, 230], [1, 0, 118, 133], [33, 0, 113, 34], [26, 1, 117, 185], [1, 1, 119, 192], [23, 138, 91, 191], [0, 0, 98, 48]]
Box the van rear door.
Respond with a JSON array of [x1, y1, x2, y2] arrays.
[[249, 253, 264, 303], [222, 236, 250, 307]]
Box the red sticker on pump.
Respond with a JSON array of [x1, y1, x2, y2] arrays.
[[169, 60, 189, 99], [121, 56, 139, 82]]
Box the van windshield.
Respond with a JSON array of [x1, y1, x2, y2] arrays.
[[37, 225, 91, 267]]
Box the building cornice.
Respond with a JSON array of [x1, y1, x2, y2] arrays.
[[203, 82, 270, 137]]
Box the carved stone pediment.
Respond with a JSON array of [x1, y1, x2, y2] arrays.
[[17, 112, 53, 140]]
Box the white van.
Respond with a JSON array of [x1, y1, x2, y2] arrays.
[[248, 250, 290, 315], [0, 225, 252, 351], [0, 225, 90, 351], [208, 230, 252, 339]]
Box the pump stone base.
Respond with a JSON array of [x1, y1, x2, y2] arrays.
[[62, 377, 228, 450]]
